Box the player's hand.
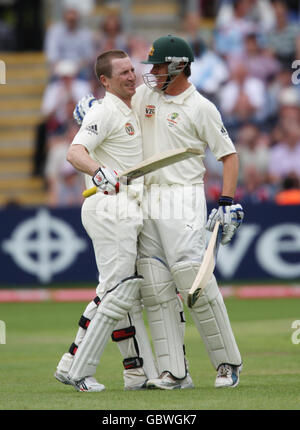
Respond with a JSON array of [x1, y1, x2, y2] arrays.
[[206, 197, 244, 245], [92, 167, 120, 195], [73, 93, 97, 125]]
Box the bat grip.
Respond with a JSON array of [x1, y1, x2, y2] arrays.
[[82, 186, 97, 198]]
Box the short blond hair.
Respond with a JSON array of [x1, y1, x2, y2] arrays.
[[94, 50, 128, 81]]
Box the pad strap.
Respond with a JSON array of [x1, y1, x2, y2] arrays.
[[69, 342, 78, 356], [78, 315, 91, 329], [123, 356, 144, 370], [111, 326, 136, 342]]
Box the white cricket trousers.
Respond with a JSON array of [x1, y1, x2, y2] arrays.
[[139, 184, 207, 264], [81, 187, 143, 296]]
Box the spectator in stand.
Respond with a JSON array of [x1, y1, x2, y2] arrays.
[[268, 120, 300, 186], [44, 6, 94, 79], [32, 60, 91, 177], [268, 68, 300, 121], [45, 123, 84, 207], [41, 60, 92, 131], [184, 12, 229, 101], [228, 33, 281, 83], [214, 0, 259, 58], [239, 166, 271, 203], [236, 123, 270, 181], [128, 37, 151, 86], [216, 0, 276, 33], [265, 0, 300, 68], [218, 61, 267, 137], [275, 174, 300, 205], [182, 10, 213, 48], [235, 123, 272, 202], [93, 13, 128, 55]]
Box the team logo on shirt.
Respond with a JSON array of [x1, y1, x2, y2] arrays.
[[85, 124, 98, 135], [145, 105, 155, 118], [167, 112, 180, 127], [125, 122, 135, 135]]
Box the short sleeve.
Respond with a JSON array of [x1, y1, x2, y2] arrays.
[[195, 100, 236, 161], [71, 103, 110, 153]]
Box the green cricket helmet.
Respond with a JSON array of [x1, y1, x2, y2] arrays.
[[142, 34, 194, 65], [142, 35, 194, 91]]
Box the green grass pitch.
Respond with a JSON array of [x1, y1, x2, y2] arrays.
[[0, 297, 299, 410]]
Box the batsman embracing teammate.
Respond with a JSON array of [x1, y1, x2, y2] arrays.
[[57, 35, 244, 391], [55, 49, 192, 392]]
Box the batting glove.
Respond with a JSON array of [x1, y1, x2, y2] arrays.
[[73, 93, 97, 125], [206, 196, 244, 245], [92, 167, 120, 195]]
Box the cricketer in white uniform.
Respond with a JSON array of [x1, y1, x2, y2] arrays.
[[71, 36, 245, 390], [55, 50, 159, 392], [134, 35, 244, 389]]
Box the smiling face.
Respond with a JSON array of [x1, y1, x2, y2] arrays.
[[100, 57, 136, 105]]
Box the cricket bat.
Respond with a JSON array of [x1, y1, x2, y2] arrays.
[[187, 221, 222, 308], [82, 147, 202, 198]]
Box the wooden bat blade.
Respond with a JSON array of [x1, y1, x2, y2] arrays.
[[121, 148, 202, 180], [82, 148, 202, 198], [187, 221, 222, 308]]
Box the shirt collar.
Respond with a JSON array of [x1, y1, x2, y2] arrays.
[[105, 91, 132, 115], [162, 84, 196, 104]]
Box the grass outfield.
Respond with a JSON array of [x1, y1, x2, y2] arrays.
[[0, 298, 300, 410]]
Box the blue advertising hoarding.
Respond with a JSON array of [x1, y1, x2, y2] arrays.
[[0, 203, 299, 286]]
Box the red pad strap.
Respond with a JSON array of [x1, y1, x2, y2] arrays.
[[111, 326, 136, 342]]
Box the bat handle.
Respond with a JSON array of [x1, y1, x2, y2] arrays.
[[82, 186, 97, 198]]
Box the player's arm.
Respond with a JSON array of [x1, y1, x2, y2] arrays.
[[206, 151, 243, 244], [199, 102, 244, 244], [69, 104, 119, 195], [67, 144, 119, 195], [220, 152, 239, 198], [67, 144, 98, 176], [206, 153, 243, 244]]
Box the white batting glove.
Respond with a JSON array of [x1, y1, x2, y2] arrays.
[[206, 197, 244, 245], [92, 167, 120, 195], [73, 93, 97, 125]]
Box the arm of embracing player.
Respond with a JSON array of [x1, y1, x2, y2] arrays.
[[67, 144, 119, 195], [67, 144, 98, 176]]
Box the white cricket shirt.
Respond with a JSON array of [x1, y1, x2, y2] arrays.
[[132, 83, 236, 185], [72, 92, 143, 189]]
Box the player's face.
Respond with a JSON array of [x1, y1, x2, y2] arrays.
[[150, 63, 169, 90], [107, 57, 136, 102]]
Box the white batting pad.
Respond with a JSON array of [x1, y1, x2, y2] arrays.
[[74, 299, 99, 347], [115, 298, 159, 385], [68, 276, 143, 382], [171, 261, 241, 369], [137, 257, 186, 379]]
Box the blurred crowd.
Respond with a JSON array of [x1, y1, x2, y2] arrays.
[[32, 0, 300, 207]]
